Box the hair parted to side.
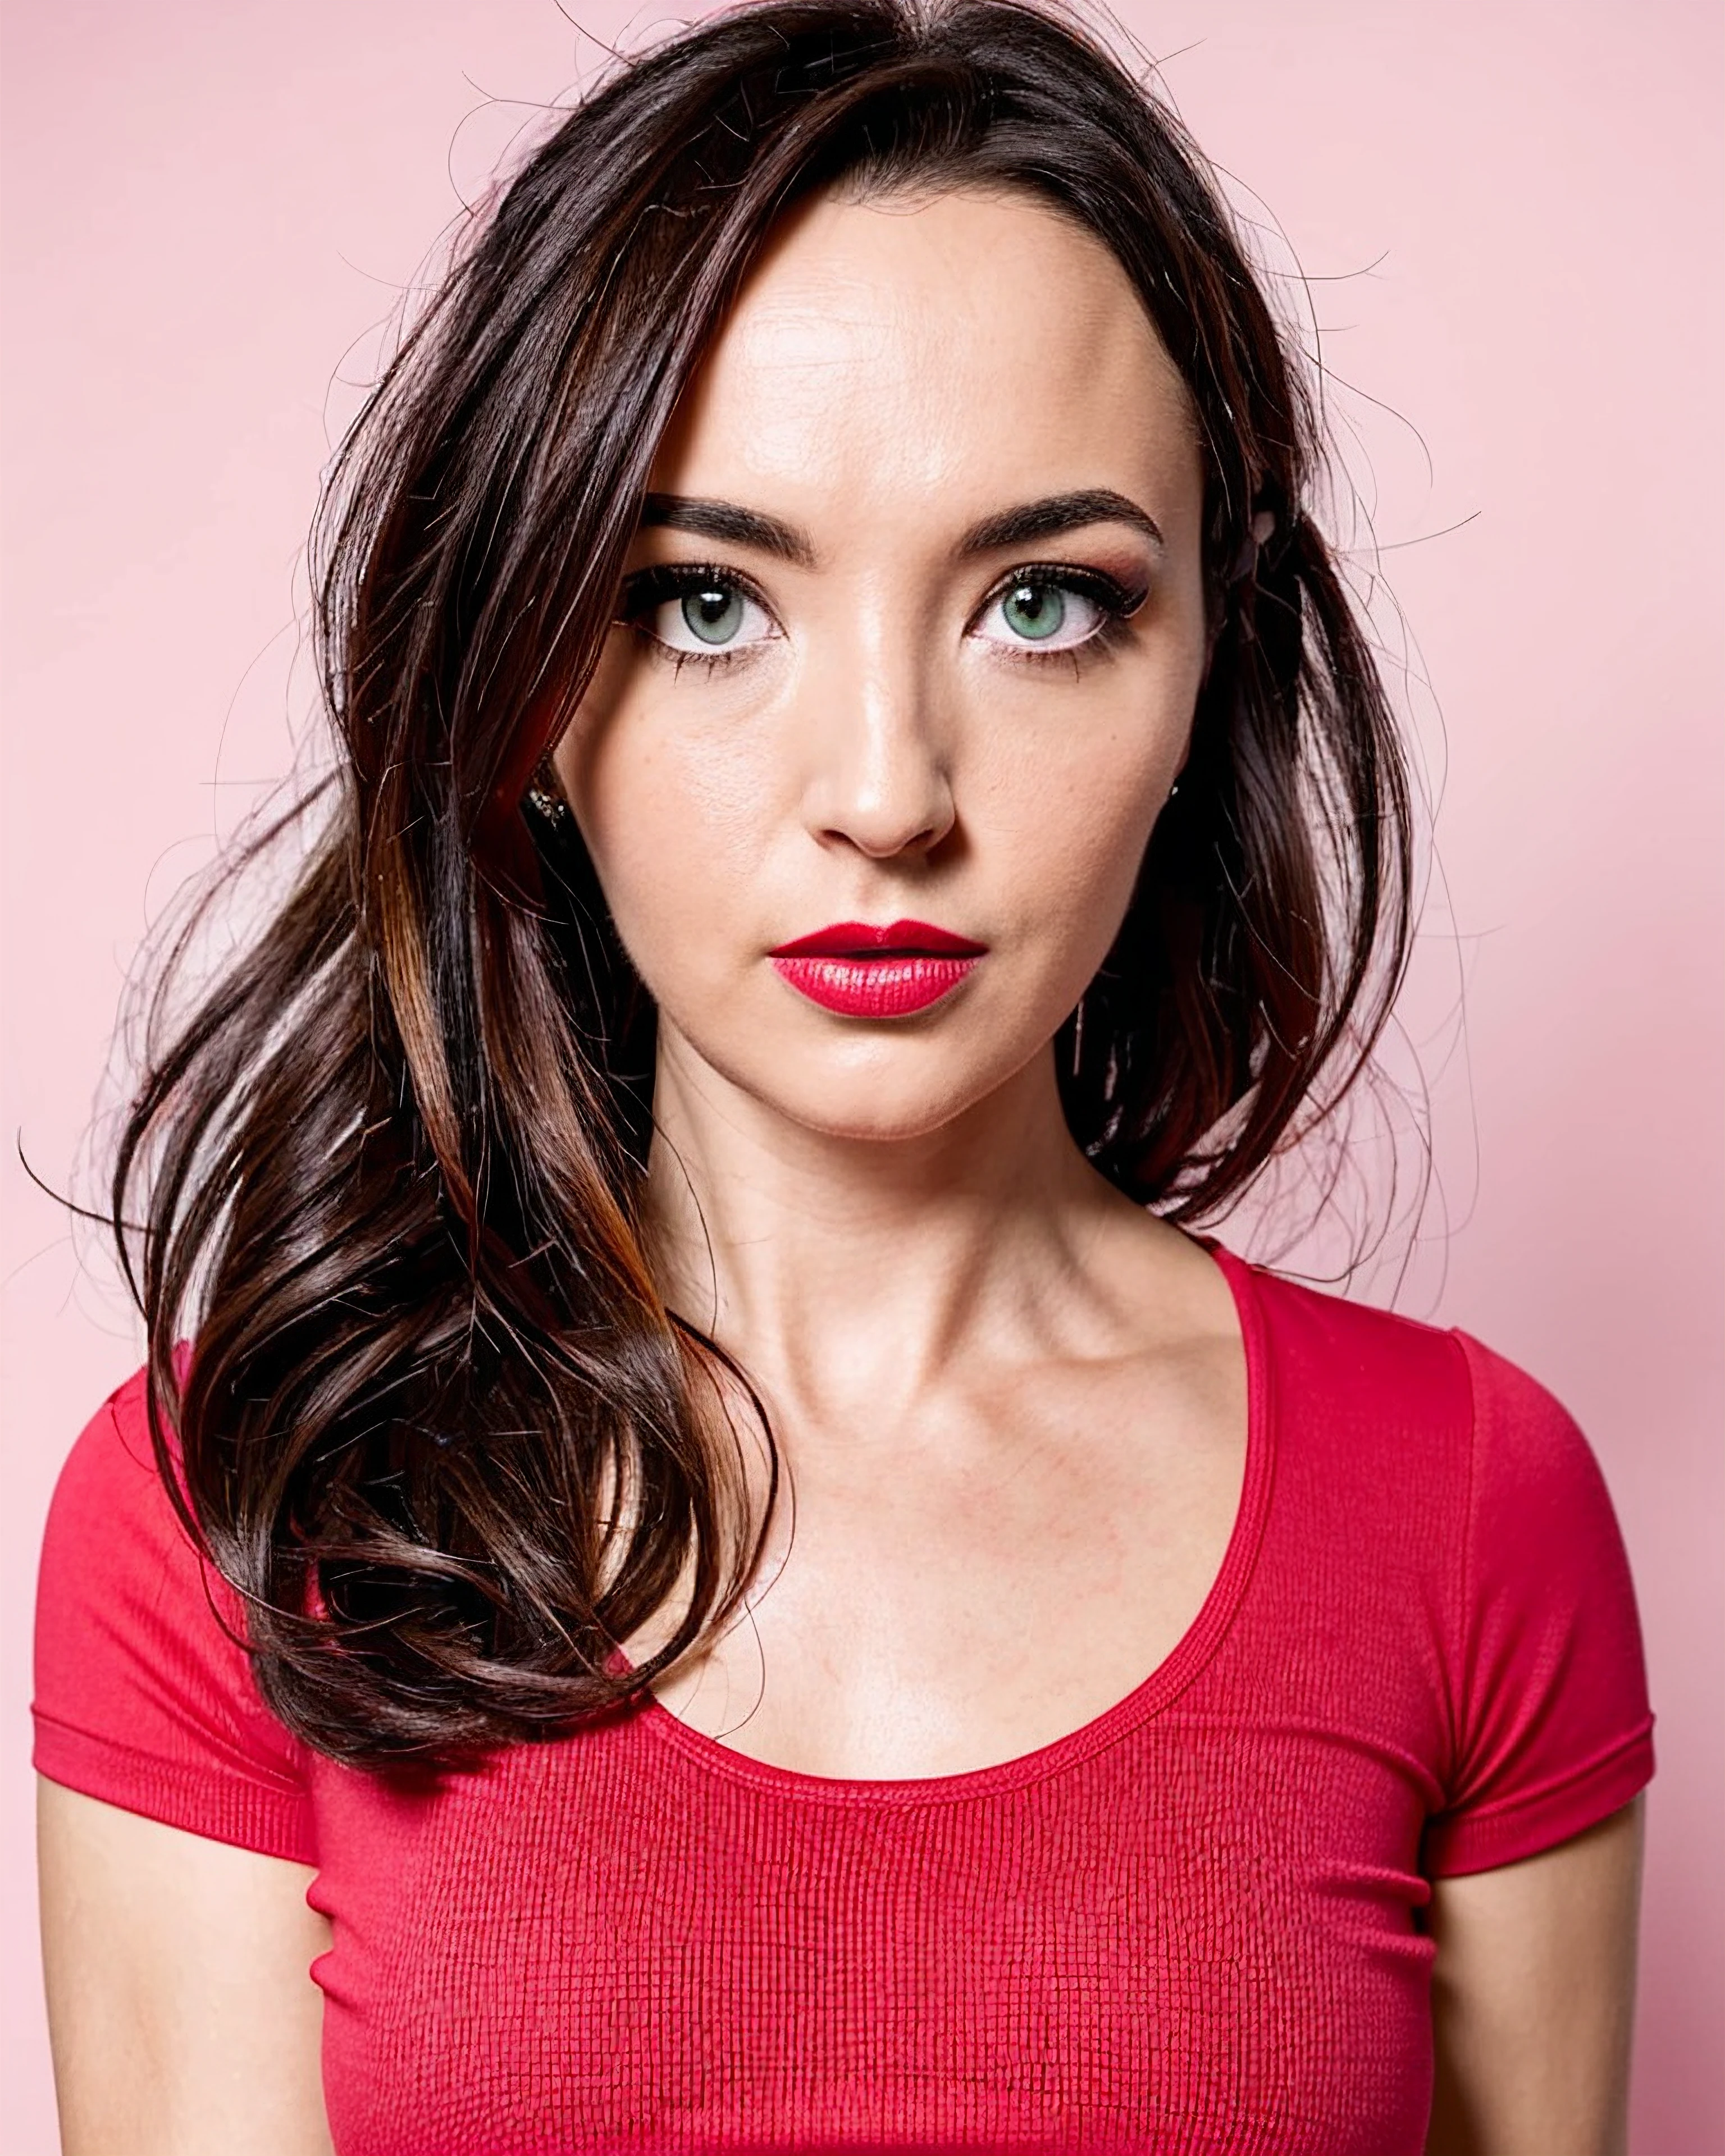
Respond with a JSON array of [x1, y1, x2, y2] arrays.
[[114, 0, 1413, 1765]]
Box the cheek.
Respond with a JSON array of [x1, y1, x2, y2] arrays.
[[552, 659, 768, 984], [983, 684, 1192, 950]]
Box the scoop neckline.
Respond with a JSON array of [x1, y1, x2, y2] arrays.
[[630, 1239, 1274, 1806]]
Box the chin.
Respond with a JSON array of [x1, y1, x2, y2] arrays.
[[784, 1097, 971, 1145], [749, 1045, 1039, 1148], [658, 995, 1057, 1143]]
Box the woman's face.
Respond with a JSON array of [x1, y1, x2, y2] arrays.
[[552, 183, 1209, 1148]]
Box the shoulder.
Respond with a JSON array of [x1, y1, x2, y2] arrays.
[[1219, 1256, 1654, 1867], [1225, 1254, 1622, 1547], [34, 1363, 316, 1862], [1223, 1253, 1472, 1442], [43, 1359, 193, 1544], [36, 1359, 235, 1620]]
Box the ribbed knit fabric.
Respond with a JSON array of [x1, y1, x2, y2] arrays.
[[33, 1250, 1654, 2153]]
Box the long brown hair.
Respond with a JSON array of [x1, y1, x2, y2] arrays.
[[115, 0, 1413, 1765]]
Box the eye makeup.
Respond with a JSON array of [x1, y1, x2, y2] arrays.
[[616, 561, 782, 674], [613, 555, 1154, 673], [966, 560, 1151, 667]]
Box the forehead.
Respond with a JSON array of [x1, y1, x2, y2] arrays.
[[648, 185, 1203, 532]]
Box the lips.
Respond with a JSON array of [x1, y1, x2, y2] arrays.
[[767, 919, 987, 1017], [768, 919, 987, 958]]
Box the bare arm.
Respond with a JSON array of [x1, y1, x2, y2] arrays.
[[1425, 1797, 1645, 2156], [39, 1778, 334, 2156]]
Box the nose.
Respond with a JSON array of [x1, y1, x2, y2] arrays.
[[797, 618, 957, 861]]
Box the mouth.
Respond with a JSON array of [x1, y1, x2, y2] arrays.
[[766, 920, 987, 1017], [768, 918, 988, 959]]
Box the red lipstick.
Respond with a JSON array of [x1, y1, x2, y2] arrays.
[[768, 918, 987, 1017]]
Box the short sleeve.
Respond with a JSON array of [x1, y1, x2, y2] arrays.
[[1423, 1333, 1654, 1876], [32, 1367, 317, 1865]]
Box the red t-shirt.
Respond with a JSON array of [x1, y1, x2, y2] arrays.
[[33, 1250, 1654, 2154]]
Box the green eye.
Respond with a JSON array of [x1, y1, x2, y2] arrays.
[[620, 565, 779, 661], [681, 586, 746, 646], [972, 565, 1139, 657], [1001, 581, 1067, 641]]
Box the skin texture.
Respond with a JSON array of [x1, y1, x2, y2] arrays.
[[39, 184, 1642, 2152], [38, 1783, 333, 2156], [553, 184, 1244, 1777], [1424, 1798, 1645, 2156]]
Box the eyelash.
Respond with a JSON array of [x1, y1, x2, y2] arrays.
[[617, 563, 779, 677], [615, 559, 1150, 674]]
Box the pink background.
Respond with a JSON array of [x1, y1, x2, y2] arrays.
[[2, 2, 1720, 2148]]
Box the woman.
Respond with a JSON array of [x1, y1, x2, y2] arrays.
[[33, 1, 1653, 2149]]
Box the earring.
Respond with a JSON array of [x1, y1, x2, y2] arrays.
[[525, 760, 571, 824]]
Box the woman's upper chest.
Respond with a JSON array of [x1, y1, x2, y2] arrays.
[[641, 1322, 1249, 1780], [303, 1277, 1466, 2154]]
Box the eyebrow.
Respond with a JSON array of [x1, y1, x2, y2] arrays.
[[637, 486, 1164, 566], [639, 494, 815, 565], [957, 488, 1165, 556]]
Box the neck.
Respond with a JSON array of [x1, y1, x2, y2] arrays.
[[640, 1023, 1133, 1420]]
